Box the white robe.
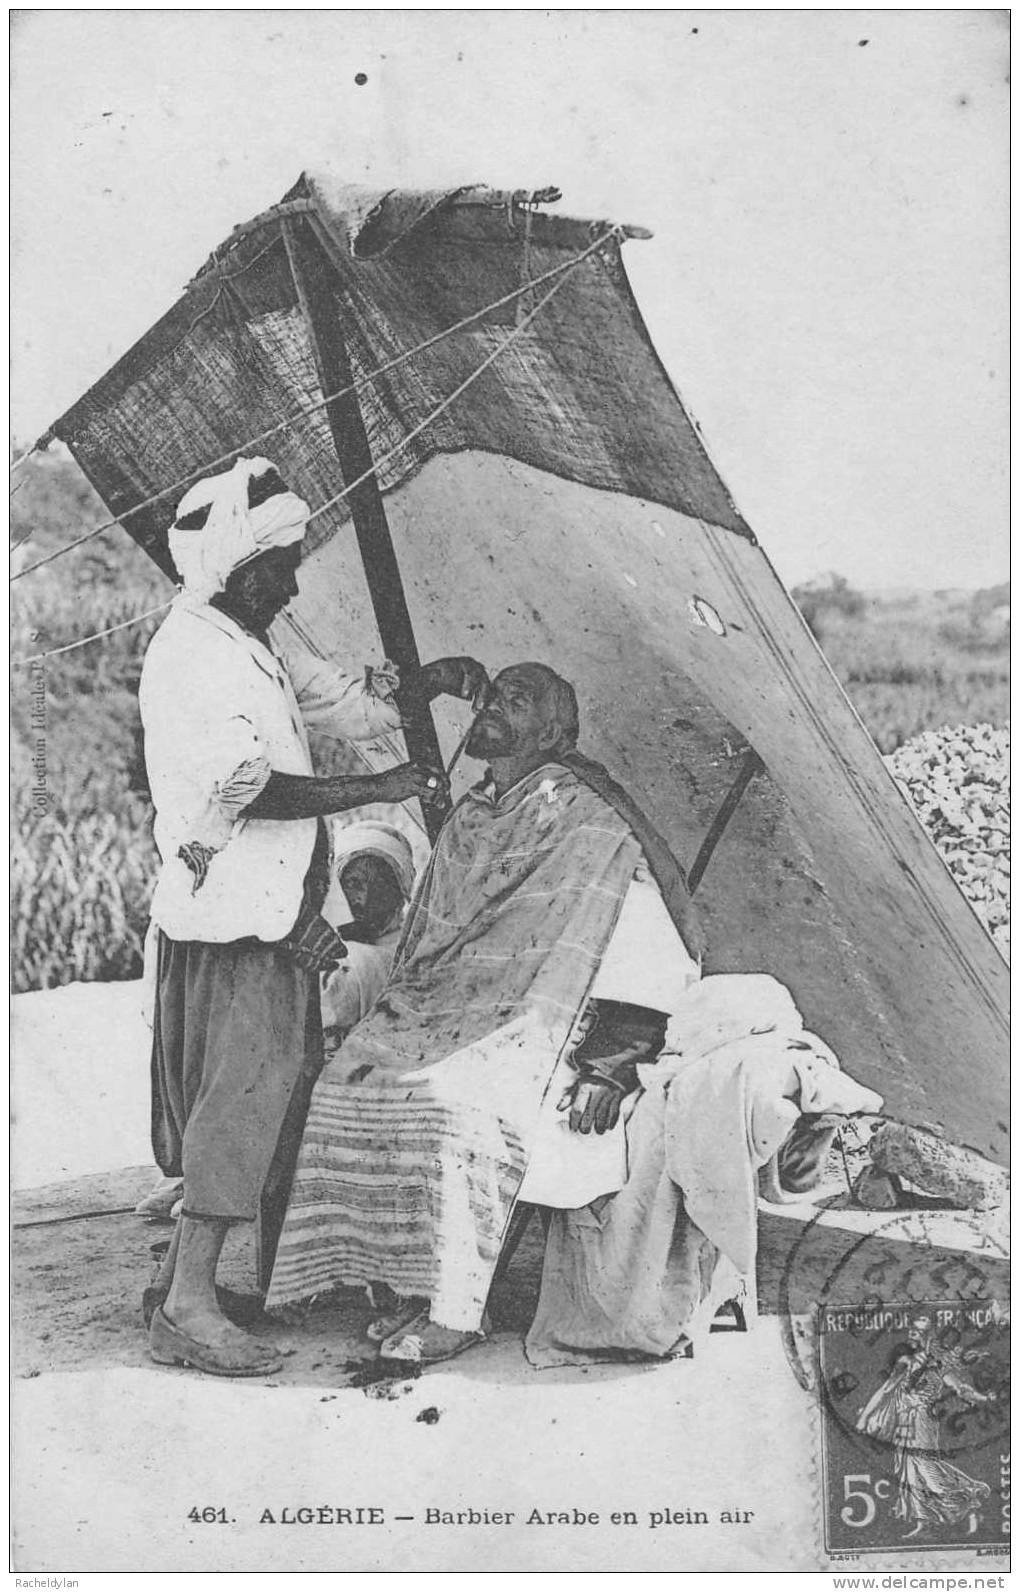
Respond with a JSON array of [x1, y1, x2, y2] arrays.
[[518, 854, 700, 1207]]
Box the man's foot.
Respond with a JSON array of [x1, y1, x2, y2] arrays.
[[149, 1306, 282, 1377], [380, 1316, 487, 1365], [134, 1176, 185, 1219], [142, 1283, 265, 1330], [162, 1292, 277, 1354]]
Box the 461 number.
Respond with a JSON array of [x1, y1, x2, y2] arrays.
[[188, 1506, 230, 1524]]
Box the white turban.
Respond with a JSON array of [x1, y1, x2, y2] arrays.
[[169, 456, 310, 605], [331, 821, 417, 902]]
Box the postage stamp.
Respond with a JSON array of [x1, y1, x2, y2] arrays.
[[818, 1298, 1010, 1554], [776, 1198, 1011, 1559]]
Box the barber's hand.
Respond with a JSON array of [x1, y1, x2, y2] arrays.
[[372, 761, 450, 808], [558, 1079, 623, 1136], [419, 656, 490, 708]]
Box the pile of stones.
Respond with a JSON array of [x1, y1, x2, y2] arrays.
[[886, 722, 1009, 960]]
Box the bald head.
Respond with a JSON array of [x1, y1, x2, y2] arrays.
[[465, 662, 580, 767], [501, 663, 579, 751]]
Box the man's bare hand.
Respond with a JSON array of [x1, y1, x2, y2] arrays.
[[372, 762, 450, 808], [418, 656, 490, 708], [558, 1079, 623, 1135]]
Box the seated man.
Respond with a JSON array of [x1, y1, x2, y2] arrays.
[[266, 664, 881, 1364], [321, 822, 417, 1051]]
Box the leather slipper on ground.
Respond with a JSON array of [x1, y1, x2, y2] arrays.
[[142, 1285, 266, 1330], [148, 1307, 283, 1377], [379, 1318, 487, 1365]]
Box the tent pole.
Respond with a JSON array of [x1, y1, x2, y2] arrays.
[[688, 749, 764, 896], [281, 217, 448, 844]]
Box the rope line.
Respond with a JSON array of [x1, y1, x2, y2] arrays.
[[305, 228, 616, 526], [13, 602, 173, 668], [279, 608, 427, 784], [278, 609, 430, 838], [13, 1207, 138, 1230], [10, 226, 618, 669], [9, 443, 39, 474], [14, 597, 423, 846], [11, 229, 619, 580]]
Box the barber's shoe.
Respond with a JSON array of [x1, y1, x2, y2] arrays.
[[149, 1308, 283, 1377]]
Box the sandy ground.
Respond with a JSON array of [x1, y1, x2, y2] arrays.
[[12, 980, 154, 1188], [11, 981, 1010, 1574]]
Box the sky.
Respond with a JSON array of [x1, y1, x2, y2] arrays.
[[10, 8, 1009, 590]]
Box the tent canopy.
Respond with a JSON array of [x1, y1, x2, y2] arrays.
[[48, 177, 1008, 1164]]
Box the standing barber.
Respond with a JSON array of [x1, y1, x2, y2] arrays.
[[139, 456, 485, 1376]]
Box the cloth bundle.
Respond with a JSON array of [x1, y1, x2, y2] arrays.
[[526, 974, 884, 1367]]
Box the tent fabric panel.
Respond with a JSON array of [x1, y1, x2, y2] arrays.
[[310, 220, 749, 533], [50, 250, 320, 577], [296, 175, 634, 258], [301, 202, 753, 534], [52, 183, 750, 580], [282, 449, 1007, 1163], [688, 527, 1010, 1142]]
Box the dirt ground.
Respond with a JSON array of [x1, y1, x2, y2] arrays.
[[12, 1164, 549, 1387], [10, 981, 1010, 1573], [13, 1169, 1010, 1575], [13, 1162, 1007, 1387]]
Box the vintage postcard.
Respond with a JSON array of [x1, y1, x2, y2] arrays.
[[10, 10, 1009, 1578]]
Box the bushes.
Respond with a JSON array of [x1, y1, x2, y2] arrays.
[[792, 573, 865, 636], [11, 451, 168, 991], [11, 784, 158, 992], [797, 582, 1010, 754]]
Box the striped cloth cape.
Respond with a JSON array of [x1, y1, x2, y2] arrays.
[[266, 761, 641, 1328]]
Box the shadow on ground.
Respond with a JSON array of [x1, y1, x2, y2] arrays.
[[13, 1167, 1009, 1395]]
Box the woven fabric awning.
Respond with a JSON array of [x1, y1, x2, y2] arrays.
[[50, 177, 748, 576], [48, 176, 1008, 1163]]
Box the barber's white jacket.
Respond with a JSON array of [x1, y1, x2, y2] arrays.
[[139, 603, 401, 944]]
